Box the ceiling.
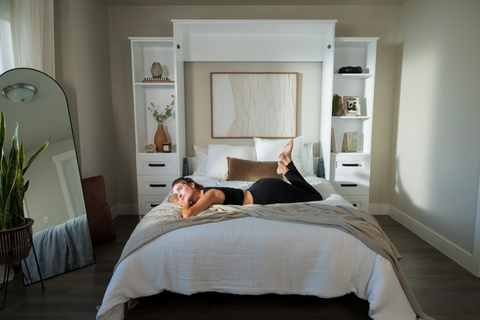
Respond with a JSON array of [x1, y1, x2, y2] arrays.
[[103, 0, 406, 6]]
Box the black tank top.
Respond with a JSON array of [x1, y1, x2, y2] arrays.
[[204, 187, 244, 205]]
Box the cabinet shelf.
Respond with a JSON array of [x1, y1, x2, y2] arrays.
[[332, 116, 371, 120], [334, 73, 373, 79], [135, 82, 175, 87]]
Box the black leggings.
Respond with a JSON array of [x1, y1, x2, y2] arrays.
[[247, 162, 323, 205]]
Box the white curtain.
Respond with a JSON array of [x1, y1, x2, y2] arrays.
[[0, 0, 54, 284], [0, 0, 55, 76]]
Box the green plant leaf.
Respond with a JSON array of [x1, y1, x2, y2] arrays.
[[0, 111, 49, 230]]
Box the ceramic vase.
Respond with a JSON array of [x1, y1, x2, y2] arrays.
[[154, 124, 168, 152]]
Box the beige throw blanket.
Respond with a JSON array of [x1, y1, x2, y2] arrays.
[[116, 202, 434, 320]]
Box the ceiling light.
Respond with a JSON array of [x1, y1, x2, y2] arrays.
[[2, 83, 38, 103]]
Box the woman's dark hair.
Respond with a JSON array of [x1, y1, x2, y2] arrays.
[[171, 177, 204, 190]]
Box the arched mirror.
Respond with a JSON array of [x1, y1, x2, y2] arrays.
[[0, 68, 95, 285]]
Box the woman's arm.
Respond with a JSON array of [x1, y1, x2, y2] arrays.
[[181, 189, 225, 218]]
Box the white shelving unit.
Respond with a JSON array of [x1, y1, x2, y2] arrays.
[[330, 37, 378, 211], [130, 37, 185, 216]]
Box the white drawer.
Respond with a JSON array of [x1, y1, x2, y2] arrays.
[[331, 153, 370, 176], [138, 195, 168, 216], [137, 175, 176, 195], [136, 153, 179, 175], [330, 175, 369, 195], [341, 195, 369, 212]]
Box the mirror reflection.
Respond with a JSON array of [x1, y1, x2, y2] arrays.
[[0, 68, 95, 285]]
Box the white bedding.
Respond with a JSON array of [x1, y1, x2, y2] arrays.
[[96, 177, 426, 320]]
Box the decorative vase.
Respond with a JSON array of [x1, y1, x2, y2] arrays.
[[333, 96, 344, 116], [0, 218, 34, 264], [151, 62, 163, 79], [154, 124, 168, 152]]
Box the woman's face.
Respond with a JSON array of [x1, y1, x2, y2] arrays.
[[172, 182, 196, 204]]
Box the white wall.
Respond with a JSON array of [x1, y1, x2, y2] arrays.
[[391, 0, 480, 273], [55, 0, 118, 210]]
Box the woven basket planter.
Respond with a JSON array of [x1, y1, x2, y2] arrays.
[[0, 218, 34, 265]]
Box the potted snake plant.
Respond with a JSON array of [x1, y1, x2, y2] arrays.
[[0, 110, 50, 264]]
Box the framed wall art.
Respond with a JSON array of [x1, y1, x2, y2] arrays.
[[210, 72, 298, 138]]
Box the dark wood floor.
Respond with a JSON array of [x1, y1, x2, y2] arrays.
[[2, 215, 480, 320]]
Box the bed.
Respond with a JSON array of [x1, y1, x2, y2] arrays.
[[96, 138, 433, 320]]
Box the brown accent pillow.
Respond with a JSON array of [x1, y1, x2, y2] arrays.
[[81, 175, 116, 245], [226, 157, 281, 181]]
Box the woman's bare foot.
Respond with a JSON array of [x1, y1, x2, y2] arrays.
[[279, 139, 293, 165], [276, 161, 289, 175]]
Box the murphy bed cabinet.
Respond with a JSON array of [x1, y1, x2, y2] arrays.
[[130, 37, 185, 216], [129, 22, 378, 215], [330, 37, 378, 211]]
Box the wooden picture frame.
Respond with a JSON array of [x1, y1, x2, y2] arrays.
[[343, 95, 361, 116], [210, 72, 298, 139]]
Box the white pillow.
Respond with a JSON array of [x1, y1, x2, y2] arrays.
[[192, 145, 208, 176], [253, 136, 305, 175], [205, 144, 256, 180], [303, 142, 315, 176]]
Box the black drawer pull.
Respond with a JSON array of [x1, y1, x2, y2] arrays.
[[342, 163, 360, 167], [150, 184, 167, 188], [341, 183, 358, 187], [149, 163, 166, 167], [150, 204, 160, 207]]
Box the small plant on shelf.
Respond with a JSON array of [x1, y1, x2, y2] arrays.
[[332, 93, 343, 116], [148, 95, 175, 125]]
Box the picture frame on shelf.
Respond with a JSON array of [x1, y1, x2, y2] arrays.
[[343, 96, 361, 116]]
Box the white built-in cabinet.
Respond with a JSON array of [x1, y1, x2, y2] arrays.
[[129, 22, 377, 215], [129, 37, 185, 216], [330, 37, 378, 211]]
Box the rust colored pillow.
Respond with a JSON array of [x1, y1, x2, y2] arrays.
[[226, 157, 281, 181]]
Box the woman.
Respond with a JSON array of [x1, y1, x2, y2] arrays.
[[170, 140, 323, 217]]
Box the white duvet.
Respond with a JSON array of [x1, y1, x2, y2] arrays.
[[96, 178, 425, 320]]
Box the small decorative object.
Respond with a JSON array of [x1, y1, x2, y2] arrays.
[[343, 96, 361, 116], [342, 132, 358, 152], [145, 144, 156, 153], [332, 93, 343, 116], [150, 62, 163, 78], [338, 66, 363, 74], [142, 77, 172, 83], [154, 125, 168, 153], [148, 95, 175, 152], [331, 127, 337, 153], [162, 142, 172, 153]]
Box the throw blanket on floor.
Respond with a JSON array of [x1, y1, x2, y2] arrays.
[[116, 202, 434, 320]]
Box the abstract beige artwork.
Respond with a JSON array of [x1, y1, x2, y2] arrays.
[[211, 72, 298, 138]]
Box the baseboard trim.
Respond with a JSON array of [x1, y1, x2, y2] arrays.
[[388, 204, 474, 274], [111, 203, 138, 219], [369, 203, 389, 215]]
